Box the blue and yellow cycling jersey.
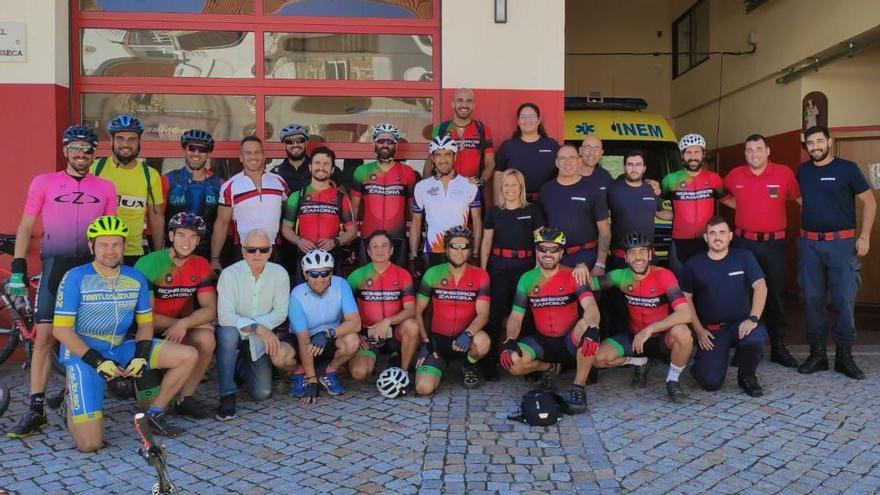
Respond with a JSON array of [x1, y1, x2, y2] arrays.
[[53, 263, 153, 348]]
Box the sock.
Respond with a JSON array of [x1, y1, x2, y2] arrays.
[[30, 393, 45, 413], [147, 405, 164, 417], [623, 357, 648, 366], [466, 355, 478, 364], [666, 364, 684, 383]]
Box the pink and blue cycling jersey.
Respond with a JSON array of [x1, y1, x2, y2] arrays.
[[23, 171, 118, 258]]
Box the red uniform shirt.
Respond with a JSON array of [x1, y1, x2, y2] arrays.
[[724, 162, 800, 233], [433, 121, 494, 178]]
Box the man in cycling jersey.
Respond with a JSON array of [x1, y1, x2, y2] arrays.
[[347, 230, 421, 383], [592, 232, 694, 403], [53, 216, 197, 451], [413, 227, 491, 395], [500, 227, 601, 413], [134, 212, 217, 418], [424, 88, 496, 186], [351, 123, 419, 267], [271, 250, 361, 404], [6, 125, 118, 439]]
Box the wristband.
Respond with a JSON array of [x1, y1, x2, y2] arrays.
[[82, 349, 103, 368], [11, 257, 26, 276], [135, 340, 153, 361]]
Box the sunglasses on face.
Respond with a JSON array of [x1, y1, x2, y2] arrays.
[[306, 269, 333, 279], [536, 244, 562, 254], [374, 138, 397, 145], [243, 246, 272, 254], [448, 242, 471, 251], [283, 138, 307, 145], [67, 144, 96, 154], [186, 144, 210, 153]]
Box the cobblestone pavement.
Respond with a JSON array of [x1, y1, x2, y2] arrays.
[[1, 349, 879, 494]]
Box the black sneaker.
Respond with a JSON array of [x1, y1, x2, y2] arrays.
[[738, 375, 764, 397], [631, 360, 651, 388], [462, 361, 481, 389], [565, 385, 588, 414], [539, 363, 561, 391], [6, 410, 48, 439], [216, 394, 236, 421], [665, 380, 688, 403], [174, 396, 211, 419], [147, 411, 184, 438]]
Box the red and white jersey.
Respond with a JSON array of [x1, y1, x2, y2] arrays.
[[219, 171, 289, 243]]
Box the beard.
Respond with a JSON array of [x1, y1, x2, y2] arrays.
[[286, 149, 306, 162], [810, 147, 830, 162], [684, 159, 702, 172]]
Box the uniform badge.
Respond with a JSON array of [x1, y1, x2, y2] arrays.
[[370, 174, 377, 181], [627, 284, 634, 292], [650, 287, 656, 293], [441, 279, 448, 286], [191, 276, 197, 283], [558, 286, 564, 292], [467, 281, 473, 288], [533, 286, 540, 293], [768, 186, 779, 199], [679, 182, 687, 189], [366, 279, 374, 287], [164, 273, 173, 283], [392, 279, 399, 287]]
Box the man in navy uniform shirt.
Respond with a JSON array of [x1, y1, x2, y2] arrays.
[[796, 125, 876, 379], [681, 216, 768, 397]]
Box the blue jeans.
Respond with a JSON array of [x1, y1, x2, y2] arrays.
[[797, 237, 860, 346], [693, 321, 768, 391], [216, 325, 273, 401]]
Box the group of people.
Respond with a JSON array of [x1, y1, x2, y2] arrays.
[[4, 87, 874, 454]]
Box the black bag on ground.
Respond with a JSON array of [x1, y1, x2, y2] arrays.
[[508, 389, 571, 426]]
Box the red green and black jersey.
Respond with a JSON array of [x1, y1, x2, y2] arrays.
[[134, 250, 215, 318], [417, 263, 490, 337], [351, 161, 418, 239], [512, 266, 593, 337], [283, 184, 355, 243], [594, 266, 686, 334], [347, 262, 415, 328], [661, 168, 726, 239]]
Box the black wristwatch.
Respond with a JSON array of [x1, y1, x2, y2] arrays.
[[748, 315, 759, 323]]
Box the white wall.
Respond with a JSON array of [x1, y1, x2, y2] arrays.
[[0, 0, 69, 86]]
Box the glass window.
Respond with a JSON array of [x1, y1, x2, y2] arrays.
[[672, 0, 709, 78], [265, 33, 432, 81], [265, 0, 432, 19], [265, 95, 433, 143], [82, 93, 257, 141], [80, 0, 254, 14], [81, 29, 255, 78]]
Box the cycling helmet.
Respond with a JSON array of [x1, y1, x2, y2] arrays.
[[63, 124, 99, 147], [443, 226, 473, 246], [622, 232, 652, 251], [371, 122, 401, 142], [678, 133, 706, 152], [168, 212, 208, 237], [180, 129, 214, 151], [106, 114, 144, 135], [279, 123, 309, 141], [376, 367, 410, 399], [534, 227, 566, 246], [428, 135, 458, 154], [301, 249, 334, 271], [87, 215, 129, 240]]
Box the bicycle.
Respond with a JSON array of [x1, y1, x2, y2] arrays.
[[134, 412, 178, 495]]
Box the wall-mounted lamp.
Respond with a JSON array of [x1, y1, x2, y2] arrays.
[[495, 0, 507, 23]]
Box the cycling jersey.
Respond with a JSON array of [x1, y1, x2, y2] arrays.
[[417, 263, 490, 337], [289, 276, 358, 337], [595, 266, 686, 334], [23, 171, 117, 258], [347, 262, 415, 328], [432, 120, 494, 178], [412, 175, 481, 253], [661, 168, 725, 239], [283, 184, 355, 243], [219, 171, 288, 244], [134, 250, 215, 318], [512, 266, 593, 338], [162, 167, 223, 255], [351, 161, 418, 239]]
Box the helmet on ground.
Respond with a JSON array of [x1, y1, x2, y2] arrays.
[[678, 133, 706, 152], [443, 226, 473, 246], [106, 114, 144, 135], [428, 135, 458, 154], [168, 212, 208, 237], [371, 122, 401, 142], [279, 123, 309, 141], [622, 232, 652, 251], [87, 215, 129, 240], [63, 124, 98, 147], [534, 227, 566, 246], [301, 249, 334, 271], [377, 367, 410, 398], [180, 129, 214, 151]]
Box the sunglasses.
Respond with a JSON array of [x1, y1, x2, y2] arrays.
[[448, 242, 471, 251], [306, 269, 333, 279], [186, 144, 210, 153], [67, 144, 96, 154], [283, 137, 307, 145], [375, 138, 397, 145], [536, 245, 562, 254], [243, 246, 272, 254]]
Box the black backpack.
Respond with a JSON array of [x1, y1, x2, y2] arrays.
[[508, 389, 570, 426]]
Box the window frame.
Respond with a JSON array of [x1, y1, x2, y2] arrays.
[[672, 0, 709, 79]]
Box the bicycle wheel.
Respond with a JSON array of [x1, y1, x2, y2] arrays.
[[0, 382, 10, 417], [0, 327, 22, 366]]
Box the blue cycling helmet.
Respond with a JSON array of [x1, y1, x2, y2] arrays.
[[180, 129, 214, 151], [279, 123, 309, 141], [63, 124, 99, 147], [106, 114, 144, 135]]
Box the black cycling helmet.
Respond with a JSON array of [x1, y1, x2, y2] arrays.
[[180, 129, 215, 151], [622, 232, 652, 251], [168, 212, 208, 237], [63, 124, 99, 147], [443, 226, 473, 246]]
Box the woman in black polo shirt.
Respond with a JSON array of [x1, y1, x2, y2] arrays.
[[493, 102, 560, 201]]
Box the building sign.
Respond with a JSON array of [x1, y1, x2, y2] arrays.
[[0, 22, 26, 62]]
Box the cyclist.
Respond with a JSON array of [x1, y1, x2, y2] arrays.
[[134, 213, 217, 418], [53, 216, 197, 451], [6, 125, 118, 439], [424, 88, 496, 185], [500, 227, 601, 413], [347, 230, 421, 383], [162, 129, 223, 259], [414, 227, 491, 395], [350, 123, 419, 266]]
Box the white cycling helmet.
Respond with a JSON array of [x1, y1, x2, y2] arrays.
[[428, 135, 458, 154], [678, 133, 706, 152], [377, 367, 410, 399], [301, 249, 334, 271], [371, 122, 401, 142]]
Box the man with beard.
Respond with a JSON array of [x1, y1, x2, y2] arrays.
[[661, 133, 726, 277], [6, 125, 117, 439], [162, 130, 223, 259], [271, 124, 343, 193], [500, 227, 602, 413], [682, 217, 769, 397], [351, 123, 419, 266], [796, 125, 876, 379], [92, 115, 165, 265], [410, 136, 482, 268], [282, 146, 356, 284], [425, 88, 496, 187], [135, 213, 217, 418]]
